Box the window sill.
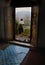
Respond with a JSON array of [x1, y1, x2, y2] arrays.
[[9, 41, 33, 47]]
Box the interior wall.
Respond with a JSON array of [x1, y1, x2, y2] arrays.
[[31, 6, 39, 46], [0, 0, 13, 40], [0, 0, 5, 39], [38, 0, 45, 48], [0, 0, 45, 48]]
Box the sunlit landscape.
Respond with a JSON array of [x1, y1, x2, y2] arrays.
[[15, 7, 31, 43]]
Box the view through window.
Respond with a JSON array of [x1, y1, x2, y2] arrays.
[[15, 7, 31, 43]]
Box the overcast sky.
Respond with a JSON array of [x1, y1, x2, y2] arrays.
[[15, 7, 31, 13]]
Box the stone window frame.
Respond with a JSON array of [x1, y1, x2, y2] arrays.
[[3, 6, 39, 47], [31, 6, 39, 47], [14, 6, 39, 47]]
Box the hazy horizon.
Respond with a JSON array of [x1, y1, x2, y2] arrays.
[[15, 7, 31, 20], [15, 7, 31, 13]]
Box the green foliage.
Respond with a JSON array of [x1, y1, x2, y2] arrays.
[[16, 20, 19, 34], [23, 28, 30, 36], [24, 19, 29, 26]]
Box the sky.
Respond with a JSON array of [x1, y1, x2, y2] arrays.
[[15, 7, 31, 13]]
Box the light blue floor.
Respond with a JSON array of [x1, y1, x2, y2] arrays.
[[0, 45, 30, 65]]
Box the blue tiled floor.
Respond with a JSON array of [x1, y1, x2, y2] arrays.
[[0, 45, 30, 65]]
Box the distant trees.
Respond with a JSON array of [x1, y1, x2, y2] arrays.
[[24, 19, 29, 26], [24, 15, 31, 26]]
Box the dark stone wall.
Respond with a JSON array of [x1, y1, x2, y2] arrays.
[[0, 0, 13, 40], [38, 0, 45, 47], [0, 0, 45, 48]]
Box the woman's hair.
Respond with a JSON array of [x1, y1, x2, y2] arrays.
[[20, 19, 23, 21]]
